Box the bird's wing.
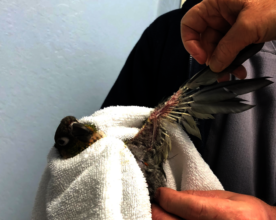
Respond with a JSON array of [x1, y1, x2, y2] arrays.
[[150, 43, 272, 140], [161, 43, 273, 140], [130, 43, 273, 165]]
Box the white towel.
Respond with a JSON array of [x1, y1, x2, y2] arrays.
[[32, 106, 223, 220]]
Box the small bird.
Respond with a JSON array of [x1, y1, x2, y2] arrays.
[[54, 116, 105, 159], [54, 43, 272, 201]]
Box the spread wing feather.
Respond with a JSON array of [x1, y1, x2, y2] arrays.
[[129, 42, 272, 171], [191, 77, 272, 103]]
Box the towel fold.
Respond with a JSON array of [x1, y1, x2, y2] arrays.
[[32, 106, 224, 220]]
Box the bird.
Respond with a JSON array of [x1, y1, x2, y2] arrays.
[[54, 43, 272, 201], [54, 116, 105, 159]]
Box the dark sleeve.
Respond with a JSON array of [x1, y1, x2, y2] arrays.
[[101, 9, 190, 109]]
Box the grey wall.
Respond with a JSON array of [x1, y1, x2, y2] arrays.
[[0, 0, 180, 219]]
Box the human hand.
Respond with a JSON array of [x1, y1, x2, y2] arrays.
[[152, 187, 276, 220], [181, 0, 276, 82]]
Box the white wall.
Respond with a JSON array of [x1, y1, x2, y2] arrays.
[[0, 1, 180, 219]]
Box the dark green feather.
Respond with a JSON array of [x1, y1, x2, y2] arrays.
[[191, 78, 272, 103], [191, 101, 254, 114], [180, 115, 202, 139]]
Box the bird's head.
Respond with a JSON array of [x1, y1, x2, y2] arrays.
[[54, 116, 99, 159]]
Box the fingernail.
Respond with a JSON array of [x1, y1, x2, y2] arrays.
[[210, 55, 224, 72], [155, 188, 160, 202]]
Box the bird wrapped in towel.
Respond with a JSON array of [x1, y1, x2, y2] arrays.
[[54, 43, 272, 201]]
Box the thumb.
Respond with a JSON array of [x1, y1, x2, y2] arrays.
[[209, 15, 259, 72]]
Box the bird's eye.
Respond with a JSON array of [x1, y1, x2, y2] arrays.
[[57, 137, 69, 146]]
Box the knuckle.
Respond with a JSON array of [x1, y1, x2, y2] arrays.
[[213, 42, 230, 67]]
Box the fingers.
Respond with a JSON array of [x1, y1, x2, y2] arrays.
[[151, 204, 182, 220], [154, 188, 275, 220], [208, 17, 258, 72], [217, 74, 230, 83], [231, 65, 247, 79], [181, 2, 229, 64], [180, 9, 208, 64], [217, 65, 247, 82], [178, 189, 237, 199], [182, 0, 276, 73], [201, 27, 225, 66], [155, 188, 235, 220]]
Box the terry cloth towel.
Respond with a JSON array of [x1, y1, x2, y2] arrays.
[[32, 106, 224, 220]]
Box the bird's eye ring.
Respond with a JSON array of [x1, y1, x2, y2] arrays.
[[57, 137, 69, 146]]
